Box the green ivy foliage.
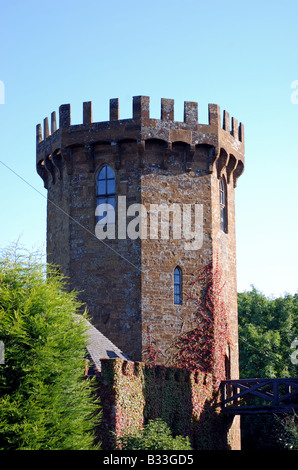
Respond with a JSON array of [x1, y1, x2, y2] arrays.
[[278, 413, 298, 450], [0, 247, 100, 450]]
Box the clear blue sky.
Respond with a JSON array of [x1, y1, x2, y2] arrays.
[[0, 0, 297, 298]]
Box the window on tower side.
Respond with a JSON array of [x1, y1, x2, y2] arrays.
[[219, 177, 228, 233], [96, 165, 116, 225], [174, 267, 182, 305]]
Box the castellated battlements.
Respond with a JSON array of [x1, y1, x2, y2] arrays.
[[36, 96, 244, 189]]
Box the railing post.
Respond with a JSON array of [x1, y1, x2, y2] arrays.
[[233, 384, 238, 406], [273, 380, 279, 406]]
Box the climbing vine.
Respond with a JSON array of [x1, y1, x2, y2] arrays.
[[169, 256, 231, 387], [97, 358, 233, 450], [143, 326, 164, 366], [99, 258, 234, 449]]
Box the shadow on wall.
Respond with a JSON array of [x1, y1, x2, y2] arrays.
[[142, 367, 233, 450], [95, 359, 236, 450], [142, 365, 193, 438], [191, 397, 234, 450]]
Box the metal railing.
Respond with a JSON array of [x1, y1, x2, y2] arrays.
[[221, 378, 298, 414]]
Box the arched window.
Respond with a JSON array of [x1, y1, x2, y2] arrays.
[[96, 165, 116, 224], [219, 177, 227, 233], [174, 267, 182, 305]]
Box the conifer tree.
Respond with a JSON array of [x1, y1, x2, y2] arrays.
[[0, 247, 100, 450]]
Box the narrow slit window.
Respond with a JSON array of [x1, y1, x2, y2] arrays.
[[96, 165, 116, 224], [219, 177, 228, 233], [174, 267, 182, 305]]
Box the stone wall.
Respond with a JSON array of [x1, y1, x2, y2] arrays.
[[96, 358, 241, 450]]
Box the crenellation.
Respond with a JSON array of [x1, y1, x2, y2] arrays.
[[231, 117, 238, 139], [223, 110, 230, 132], [36, 123, 42, 145], [208, 103, 220, 127], [161, 98, 174, 121], [222, 111, 244, 145], [238, 122, 244, 142], [51, 111, 57, 134], [36, 97, 244, 149], [83, 101, 93, 124], [109, 98, 119, 121], [59, 103, 71, 128], [43, 117, 50, 138], [184, 101, 198, 125], [133, 95, 150, 120], [36, 96, 244, 193]]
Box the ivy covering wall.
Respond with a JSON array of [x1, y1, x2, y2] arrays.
[[96, 358, 235, 450]]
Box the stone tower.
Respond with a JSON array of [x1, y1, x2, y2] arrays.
[[36, 96, 244, 383]]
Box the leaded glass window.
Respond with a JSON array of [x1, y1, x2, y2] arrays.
[[96, 165, 116, 224], [174, 266, 182, 305]]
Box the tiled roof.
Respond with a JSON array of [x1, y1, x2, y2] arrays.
[[78, 316, 130, 372]]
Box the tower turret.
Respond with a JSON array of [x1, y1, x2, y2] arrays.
[[36, 96, 244, 380]]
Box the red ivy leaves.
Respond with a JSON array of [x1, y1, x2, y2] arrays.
[[170, 256, 230, 387], [143, 326, 164, 366]]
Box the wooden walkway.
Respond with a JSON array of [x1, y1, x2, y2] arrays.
[[220, 378, 298, 415]]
